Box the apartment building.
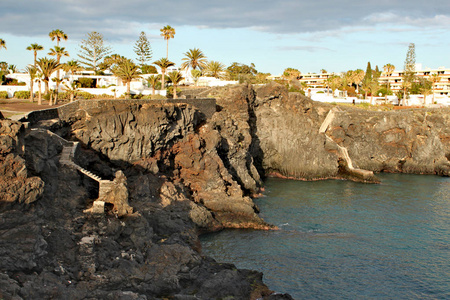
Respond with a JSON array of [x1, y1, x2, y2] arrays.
[[379, 66, 450, 96], [297, 65, 450, 96], [298, 72, 338, 88]]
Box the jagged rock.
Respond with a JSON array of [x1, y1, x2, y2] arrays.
[[1, 85, 449, 299], [0, 120, 44, 205], [0, 272, 22, 300], [99, 170, 133, 217], [326, 106, 450, 175]]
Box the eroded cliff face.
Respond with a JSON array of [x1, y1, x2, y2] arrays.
[[69, 101, 272, 230], [326, 107, 450, 175], [0, 120, 44, 205], [0, 115, 284, 299], [252, 84, 340, 179], [1, 83, 449, 299], [242, 82, 449, 180]]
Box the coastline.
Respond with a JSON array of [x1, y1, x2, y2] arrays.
[[1, 83, 449, 299]]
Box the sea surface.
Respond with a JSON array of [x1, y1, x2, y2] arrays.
[[200, 174, 450, 299]]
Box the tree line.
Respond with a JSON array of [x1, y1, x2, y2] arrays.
[[280, 43, 442, 105], [0, 27, 271, 104]]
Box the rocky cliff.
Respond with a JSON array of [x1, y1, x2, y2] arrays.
[[0, 100, 284, 299], [250, 83, 449, 179], [1, 83, 449, 299]]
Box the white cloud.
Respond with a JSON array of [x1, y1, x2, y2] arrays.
[[1, 0, 449, 42]]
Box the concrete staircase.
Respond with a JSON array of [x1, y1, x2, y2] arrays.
[[60, 146, 103, 182], [319, 108, 375, 181], [30, 128, 115, 212]]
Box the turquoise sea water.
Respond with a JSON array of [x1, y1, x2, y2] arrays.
[[200, 174, 450, 299]]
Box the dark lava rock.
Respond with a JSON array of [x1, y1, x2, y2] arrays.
[[1, 84, 449, 299]]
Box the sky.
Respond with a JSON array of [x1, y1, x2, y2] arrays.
[[0, 1, 449, 75]]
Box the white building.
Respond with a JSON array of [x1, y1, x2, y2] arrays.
[[1, 69, 238, 98]]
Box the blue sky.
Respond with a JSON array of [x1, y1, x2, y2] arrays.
[[0, 1, 449, 75]]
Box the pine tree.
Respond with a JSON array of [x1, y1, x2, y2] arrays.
[[362, 62, 372, 99], [402, 43, 416, 105], [134, 32, 152, 67], [77, 31, 112, 73]]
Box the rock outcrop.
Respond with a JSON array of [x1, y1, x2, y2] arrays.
[[0, 117, 287, 299], [69, 101, 273, 230], [248, 82, 450, 180], [98, 170, 133, 217], [1, 83, 448, 299], [0, 120, 44, 205]]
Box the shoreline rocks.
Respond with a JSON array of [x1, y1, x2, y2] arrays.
[[1, 83, 448, 299]]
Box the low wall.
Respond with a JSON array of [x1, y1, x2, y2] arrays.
[[79, 87, 166, 97], [21, 98, 217, 124], [0, 86, 29, 98]]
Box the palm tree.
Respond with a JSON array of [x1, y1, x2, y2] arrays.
[[63, 60, 82, 82], [329, 75, 342, 98], [112, 59, 141, 96], [62, 81, 79, 102], [352, 69, 365, 94], [0, 39, 5, 65], [52, 77, 65, 104], [383, 63, 395, 100], [48, 46, 69, 94], [153, 58, 174, 91], [191, 69, 202, 86], [430, 73, 441, 104], [167, 71, 184, 99], [49, 29, 68, 46], [181, 49, 207, 84], [0, 62, 7, 72], [48, 46, 69, 63], [26, 43, 44, 67], [204, 61, 225, 79], [160, 25, 175, 59], [147, 75, 160, 95], [419, 78, 432, 106], [324, 77, 332, 96], [36, 72, 43, 105], [8, 64, 18, 73], [36, 57, 61, 96], [25, 65, 38, 102], [181, 48, 207, 71]]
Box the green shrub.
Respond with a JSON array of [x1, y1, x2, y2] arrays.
[[13, 91, 30, 99], [358, 102, 371, 109], [56, 92, 70, 101], [96, 93, 113, 99], [77, 78, 95, 88], [141, 64, 158, 74], [76, 91, 94, 99], [140, 94, 167, 100], [0, 91, 8, 99], [132, 93, 143, 99], [166, 86, 182, 98], [316, 91, 324, 94], [4, 78, 26, 86], [377, 87, 393, 96]]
